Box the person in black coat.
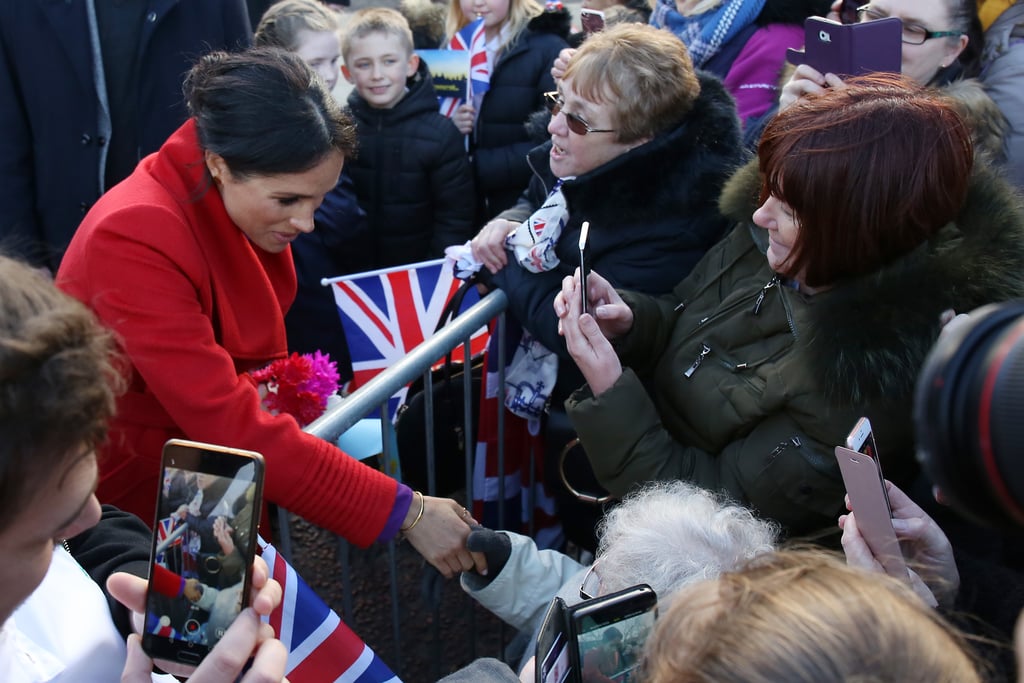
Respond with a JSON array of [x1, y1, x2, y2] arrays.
[[466, 24, 744, 548], [447, 0, 571, 225], [0, 0, 252, 271], [341, 8, 476, 269]]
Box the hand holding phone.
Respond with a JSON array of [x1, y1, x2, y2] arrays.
[[143, 439, 265, 665], [835, 418, 908, 579], [536, 584, 657, 683], [786, 16, 902, 77]]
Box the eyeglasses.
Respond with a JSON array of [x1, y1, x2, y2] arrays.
[[580, 562, 601, 600], [544, 91, 616, 136], [857, 5, 963, 45]]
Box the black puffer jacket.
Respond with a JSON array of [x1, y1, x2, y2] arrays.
[[471, 10, 570, 224], [482, 72, 744, 400], [346, 60, 475, 269]]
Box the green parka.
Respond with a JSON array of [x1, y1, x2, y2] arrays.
[[565, 159, 1024, 535]]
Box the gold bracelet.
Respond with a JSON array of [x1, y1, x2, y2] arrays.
[[400, 491, 426, 534]]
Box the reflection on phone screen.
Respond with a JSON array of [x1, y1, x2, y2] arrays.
[[576, 607, 656, 683], [145, 462, 258, 651]]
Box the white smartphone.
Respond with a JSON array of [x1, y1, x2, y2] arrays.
[[142, 439, 265, 665], [836, 418, 908, 578], [580, 8, 605, 34]]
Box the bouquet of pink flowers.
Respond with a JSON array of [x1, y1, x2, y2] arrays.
[[249, 351, 340, 427]]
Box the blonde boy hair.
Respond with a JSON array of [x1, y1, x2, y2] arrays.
[[254, 0, 340, 50], [562, 23, 700, 144], [340, 8, 416, 61], [642, 549, 984, 683], [444, 0, 542, 53]]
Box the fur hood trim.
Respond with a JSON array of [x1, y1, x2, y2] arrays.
[[719, 158, 1024, 403], [527, 6, 572, 40]]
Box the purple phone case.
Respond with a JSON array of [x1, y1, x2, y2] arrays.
[[786, 16, 902, 77]]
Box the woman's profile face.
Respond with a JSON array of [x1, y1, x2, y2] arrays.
[[294, 29, 342, 91], [752, 194, 800, 276], [208, 150, 344, 254], [547, 77, 635, 179], [858, 0, 967, 84]]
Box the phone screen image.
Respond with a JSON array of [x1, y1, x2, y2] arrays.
[[572, 585, 657, 683], [142, 439, 265, 665], [580, 9, 605, 35]]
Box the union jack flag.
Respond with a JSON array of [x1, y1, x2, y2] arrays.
[[438, 18, 489, 118], [325, 259, 488, 421], [261, 540, 401, 683], [155, 515, 184, 565]]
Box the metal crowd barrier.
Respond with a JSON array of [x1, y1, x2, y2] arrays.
[[287, 288, 512, 678]]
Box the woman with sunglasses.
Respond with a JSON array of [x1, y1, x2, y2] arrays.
[[464, 23, 743, 548]]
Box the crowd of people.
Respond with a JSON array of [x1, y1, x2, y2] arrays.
[[2, 0, 1024, 681]]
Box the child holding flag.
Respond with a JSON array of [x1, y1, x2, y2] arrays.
[[444, 0, 570, 225]]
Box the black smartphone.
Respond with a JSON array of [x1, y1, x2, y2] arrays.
[[571, 585, 657, 683], [536, 584, 658, 683], [579, 221, 591, 316], [142, 439, 265, 665]]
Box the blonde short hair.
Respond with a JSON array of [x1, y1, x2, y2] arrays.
[[254, 0, 340, 51], [340, 7, 416, 60], [642, 549, 983, 683], [562, 23, 700, 144]]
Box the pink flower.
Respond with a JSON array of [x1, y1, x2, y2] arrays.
[[250, 351, 340, 427]]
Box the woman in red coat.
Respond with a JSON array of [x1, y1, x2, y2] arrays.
[[57, 47, 483, 578]]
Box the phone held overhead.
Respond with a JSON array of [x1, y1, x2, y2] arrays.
[[786, 15, 903, 77]]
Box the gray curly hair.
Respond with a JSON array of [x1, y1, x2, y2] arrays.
[[594, 481, 778, 606]]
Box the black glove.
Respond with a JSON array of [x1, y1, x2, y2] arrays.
[[462, 525, 512, 590]]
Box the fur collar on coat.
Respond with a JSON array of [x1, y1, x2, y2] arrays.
[[718, 159, 1024, 405]]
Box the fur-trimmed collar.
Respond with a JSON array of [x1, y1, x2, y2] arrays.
[[719, 159, 1024, 403]]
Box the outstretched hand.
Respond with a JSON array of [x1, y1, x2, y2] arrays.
[[404, 495, 488, 579]]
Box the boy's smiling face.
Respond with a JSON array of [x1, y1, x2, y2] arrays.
[[342, 31, 419, 110]]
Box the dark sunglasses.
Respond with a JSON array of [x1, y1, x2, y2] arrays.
[[543, 91, 615, 136]]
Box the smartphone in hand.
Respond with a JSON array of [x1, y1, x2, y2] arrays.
[[579, 221, 590, 315], [142, 439, 265, 665], [536, 584, 658, 683], [835, 417, 908, 578], [786, 16, 902, 77]]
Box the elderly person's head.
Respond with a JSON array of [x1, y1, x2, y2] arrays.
[[641, 549, 982, 682], [853, 0, 973, 84], [752, 73, 972, 290], [183, 47, 356, 255], [545, 23, 701, 179], [582, 481, 777, 607]]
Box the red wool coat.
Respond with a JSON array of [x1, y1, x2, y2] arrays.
[[58, 120, 403, 546]]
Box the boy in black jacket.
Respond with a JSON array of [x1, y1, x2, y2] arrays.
[[341, 8, 476, 269]]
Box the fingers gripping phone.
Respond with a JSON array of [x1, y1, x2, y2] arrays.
[[143, 439, 265, 665], [537, 584, 658, 683], [835, 418, 909, 578]]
